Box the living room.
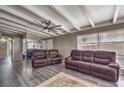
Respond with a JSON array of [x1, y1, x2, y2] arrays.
[[0, 2, 124, 89]]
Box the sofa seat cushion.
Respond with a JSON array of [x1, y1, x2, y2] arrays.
[[77, 61, 91, 69], [33, 59, 47, 64], [91, 63, 117, 75], [65, 59, 80, 66], [52, 57, 62, 61], [91, 71, 117, 82], [51, 57, 62, 64]]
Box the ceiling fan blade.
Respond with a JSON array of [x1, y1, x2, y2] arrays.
[[31, 26, 43, 29], [37, 28, 44, 30], [50, 25, 61, 28], [33, 20, 45, 27], [50, 30, 58, 33], [33, 20, 41, 25], [40, 29, 45, 32], [52, 28, 63, 30], [30, 27, 44, 31]]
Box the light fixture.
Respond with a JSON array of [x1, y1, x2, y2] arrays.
[[0, 37, 6, 42]]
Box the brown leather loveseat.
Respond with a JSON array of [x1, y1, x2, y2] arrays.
[[32, 49, 62, 68]]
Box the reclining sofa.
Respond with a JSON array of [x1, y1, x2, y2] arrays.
[[65, 50, 120, 82], [32, 49, 62, 68]]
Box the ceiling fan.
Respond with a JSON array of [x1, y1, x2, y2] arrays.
[[33, 20, 63, 32]]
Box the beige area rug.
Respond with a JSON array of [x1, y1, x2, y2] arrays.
[[37, 72, 97, 87]]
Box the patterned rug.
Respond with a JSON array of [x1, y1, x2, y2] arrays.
[[37, 72, 96, 87]]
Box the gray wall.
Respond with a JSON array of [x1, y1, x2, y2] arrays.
[[53, 33, 77, 58]]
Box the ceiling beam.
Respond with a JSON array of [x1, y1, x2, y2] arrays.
[[0, 30, 18, 37], [0, 7, 58, 36], [0, 26, 23, 34], [0, 17, 52, 37], [22, 5, 71, 33], [0, 29, 24, 37], [0, 27, 25, 37], [80, 6, 95, 28], [0, 11, 29, 27], [0, 18, 28, 31], [1, 5, 63, 35], [0, 30, 12, 34], [50, 5, 80, 31], [0, 27, 22, 34], [0, 23, 25, 32], [0, 25, 48, 38], [0, 22, 48, 38], [113, 5, 120, 24], [0, 5, 35, 24]]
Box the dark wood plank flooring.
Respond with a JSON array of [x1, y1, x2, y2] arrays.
[[0, 57, 124, 87]]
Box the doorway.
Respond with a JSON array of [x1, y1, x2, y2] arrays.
[[0, 35, 12, 67], [0, 36, 12, 59]]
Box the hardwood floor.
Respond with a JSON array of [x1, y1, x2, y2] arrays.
[[0, 57, 124, 87]]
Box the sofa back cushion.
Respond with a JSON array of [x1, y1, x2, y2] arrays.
[[82, 51, 93, 62], [49, 49, 58, 58], [27, 49, 36, 59], [45, 50, 50, 57], [33, 50, 46, 58], [71, 50, 82, 60], [93, 51, 116, 65]]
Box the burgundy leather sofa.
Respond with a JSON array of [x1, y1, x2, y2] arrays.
[[65, 50, 120, 82], [32, 49, 62, 68]]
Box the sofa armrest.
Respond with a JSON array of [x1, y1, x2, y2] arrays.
[[57, 54, 62, 57], [108, 63, 120, 69], [65, 56, 72, 60]]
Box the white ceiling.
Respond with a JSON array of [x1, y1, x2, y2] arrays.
[[0, 5, 124, 38]]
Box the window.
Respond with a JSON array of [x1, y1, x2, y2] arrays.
[[77, 33, 99, 50], [40, 39, 53, 49], [77, 28, 124, 68]]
